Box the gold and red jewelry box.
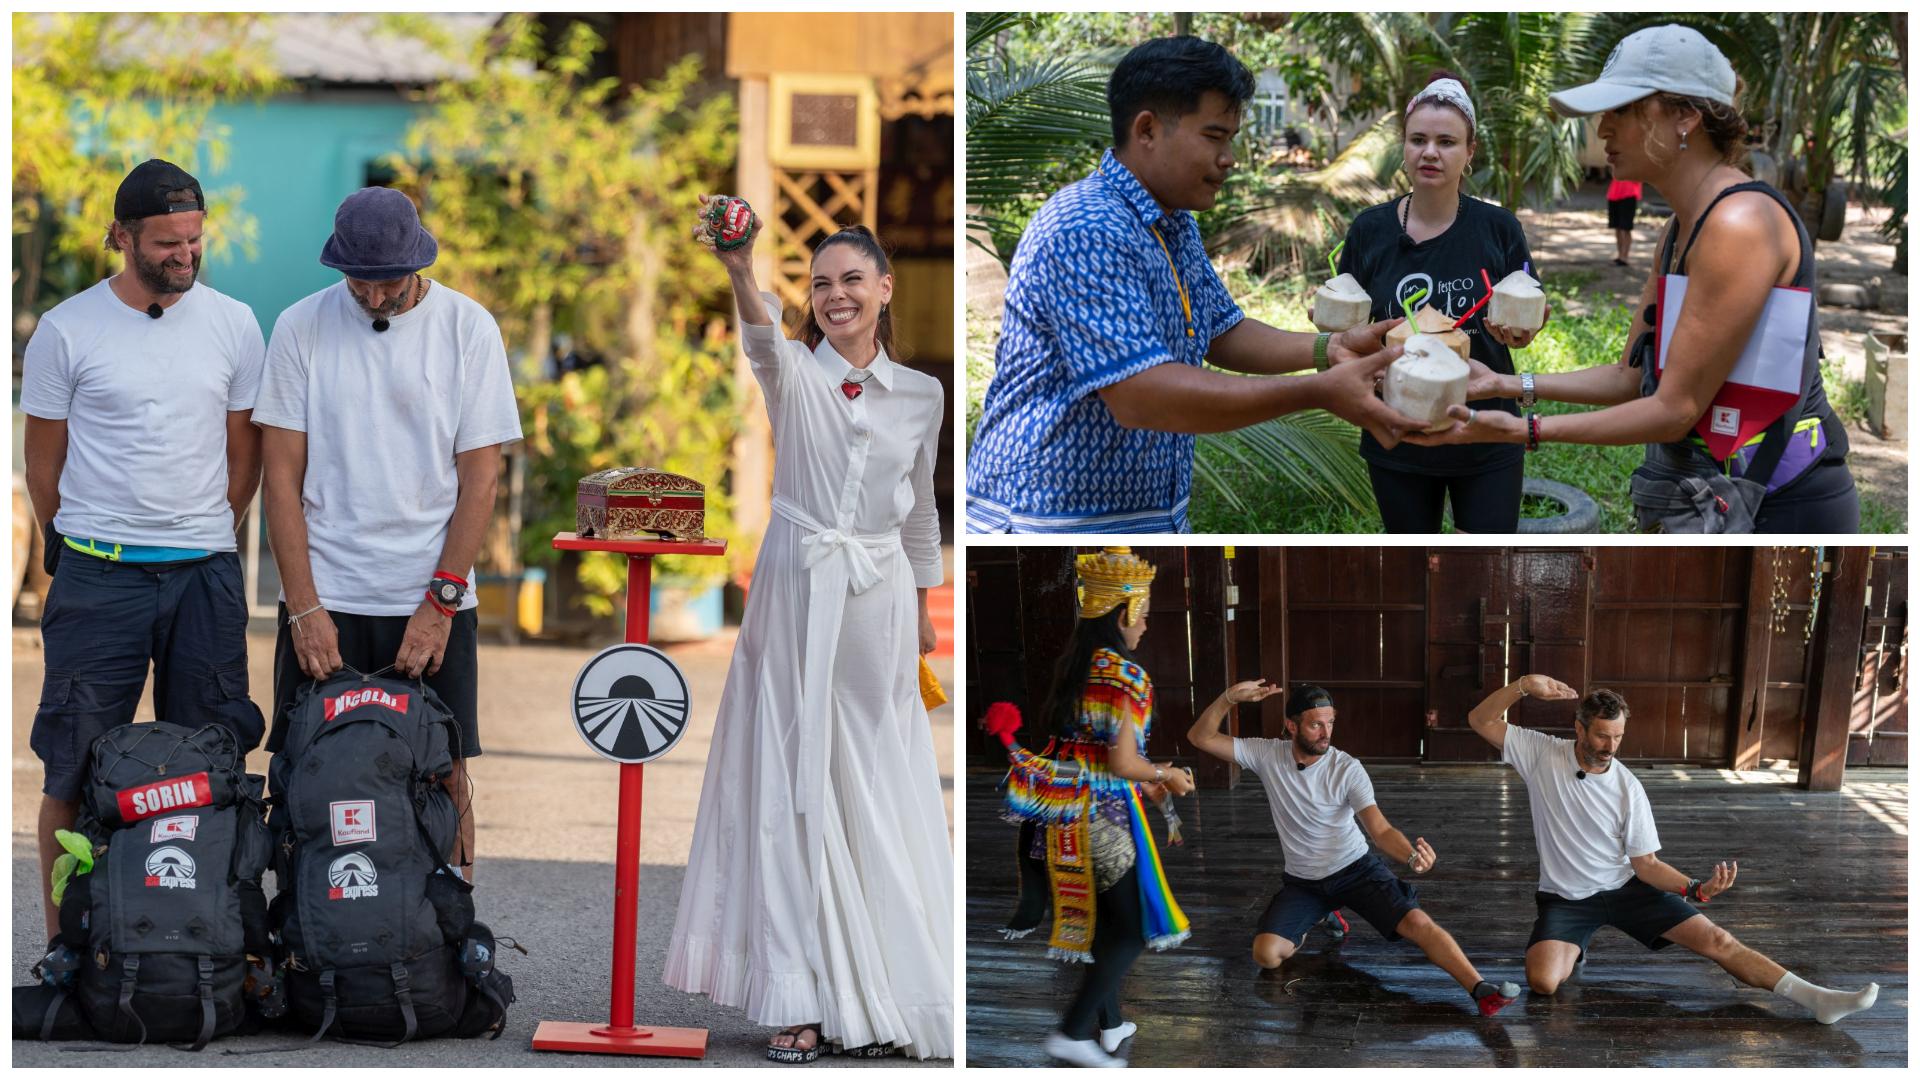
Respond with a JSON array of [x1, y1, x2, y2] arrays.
[[575, 467, 707, 542]]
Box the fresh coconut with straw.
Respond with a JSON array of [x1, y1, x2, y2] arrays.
[[1310, 242, 1373, 332], [1488, 267, 1546, 332], [1383, 333, 1471, 432], [1383, 287, 1469, 361]]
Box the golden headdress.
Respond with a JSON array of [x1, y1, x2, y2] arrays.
[[1077, 547, 1156, 623]]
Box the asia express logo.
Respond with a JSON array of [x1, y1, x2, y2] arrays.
[[327, 851, 380, 900], [145, 846, 197, 890]]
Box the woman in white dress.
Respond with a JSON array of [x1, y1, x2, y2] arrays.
[[663, 196, 953, 1062]]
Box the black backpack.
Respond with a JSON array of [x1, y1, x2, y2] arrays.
[[14, 721, 272, 1049], [267, 672, 513, 1043]]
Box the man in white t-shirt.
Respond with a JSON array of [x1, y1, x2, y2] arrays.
[[1190, 683, 1520, 1017], [1472, 677, 1879, 1023], [20, 159, 268, 938], [255, 187, 523, 882]]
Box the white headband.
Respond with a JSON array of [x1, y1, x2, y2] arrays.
[[1407, 78, 1477, 132]]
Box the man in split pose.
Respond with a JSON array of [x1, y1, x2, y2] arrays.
[[1468, 677, 1879, 1023], [1189, 683, 1521, 1016]]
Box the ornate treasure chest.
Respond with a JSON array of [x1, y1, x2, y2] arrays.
[[575, 467, 706, 542]]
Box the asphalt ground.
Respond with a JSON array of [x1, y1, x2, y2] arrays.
[[11, 625, 954, 1067]]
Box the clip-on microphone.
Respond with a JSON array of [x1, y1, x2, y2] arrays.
[[372, 318, 391, 333], [146, 303, 164, 319]]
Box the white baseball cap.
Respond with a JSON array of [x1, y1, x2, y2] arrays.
[[1549, 25, 1736, 118]]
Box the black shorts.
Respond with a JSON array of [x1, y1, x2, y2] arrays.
[[1608, 197, 1639, 231], [1256, 852, 1420, 945], [1527, 877, 1699, 959], [269, 603, 483, 758], [32, 552, 263, 801]]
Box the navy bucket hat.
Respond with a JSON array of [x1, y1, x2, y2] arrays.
[[318, 187, 438, 280]]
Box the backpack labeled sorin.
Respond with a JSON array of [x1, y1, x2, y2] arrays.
[[13, 721, 272, 1049], [268, 672, 513, 1043]]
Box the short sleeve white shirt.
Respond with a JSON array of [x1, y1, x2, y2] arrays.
[[19, 280, 264, 551], [1502, 724, 1661, 900], [252, 281, 522, 615], [1232, 740, 1376, 880]]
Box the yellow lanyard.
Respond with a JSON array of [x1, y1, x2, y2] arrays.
[[1147, 224, 1194, 337]]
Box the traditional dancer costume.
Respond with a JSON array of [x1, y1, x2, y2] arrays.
[[989, 548, 1188, 1056]]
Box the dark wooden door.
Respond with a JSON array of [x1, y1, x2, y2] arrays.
[[1589, 547, 1749, 763], [1279, 548, 1427, 760], [1850, 548, 1908, 766], [1425, 548, 1591, 761]]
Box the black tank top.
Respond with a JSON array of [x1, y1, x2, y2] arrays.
[[1634, 180, 1847, 491]]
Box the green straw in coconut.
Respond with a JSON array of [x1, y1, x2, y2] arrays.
[[1401, 286, 1428, 324], [1328, 241, 1345, 280]]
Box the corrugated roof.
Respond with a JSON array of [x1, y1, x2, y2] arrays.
[[262, 13, 495, 85]]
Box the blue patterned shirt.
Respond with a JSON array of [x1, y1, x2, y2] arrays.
[[966, 150, 1244, 533]]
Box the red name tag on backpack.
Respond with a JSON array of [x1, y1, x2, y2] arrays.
[[117, 772, 212, 822]]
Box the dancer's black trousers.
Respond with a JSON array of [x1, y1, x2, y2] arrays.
[[1060, 865, 1144, 1040]]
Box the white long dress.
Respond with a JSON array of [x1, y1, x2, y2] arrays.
[[664, 293, 953, 1059]]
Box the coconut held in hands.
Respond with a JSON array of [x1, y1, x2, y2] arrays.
[[1383, 333, 1471, 432], [1384, 304, 1470, 361], [1487, 270, 1545, 332], [1311, 273, 1373, 332]]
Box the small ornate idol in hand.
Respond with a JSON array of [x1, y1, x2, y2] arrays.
[[701, 195, 758, 251]]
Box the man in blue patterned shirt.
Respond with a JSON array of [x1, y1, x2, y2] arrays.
[[968, 37, 1419, 533]]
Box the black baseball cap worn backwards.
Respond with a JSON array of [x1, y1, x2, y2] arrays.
[[114, 159, 205, 221], [1285, 684, 1334, 717]]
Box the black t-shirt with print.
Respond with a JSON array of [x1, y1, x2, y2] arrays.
[[1338, 194, 1535, 476]]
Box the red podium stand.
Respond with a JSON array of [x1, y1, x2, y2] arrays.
[[530, 532, 727, 1058]]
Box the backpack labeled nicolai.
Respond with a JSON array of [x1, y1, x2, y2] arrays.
[[268, 672, 513, 1043]]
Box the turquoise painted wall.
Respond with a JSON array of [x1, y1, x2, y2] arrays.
[[199, 94, 422, 336]]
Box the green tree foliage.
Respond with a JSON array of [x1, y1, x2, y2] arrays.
[[11, 13, 281, 315], [391, 15, 739, 604]]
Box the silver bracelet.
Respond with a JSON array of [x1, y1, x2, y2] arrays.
[[287, 603, 324, 626], [1153, 765, 1165, 782]]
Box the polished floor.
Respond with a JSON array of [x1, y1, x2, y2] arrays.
[[965, 764, 1908, 1067]]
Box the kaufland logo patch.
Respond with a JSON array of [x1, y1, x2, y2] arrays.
[[117, 773, 212, 822], [150, 815, 199, 843], [327, 852, 379, 900], [324, 688, 409, 721], [145, 846, 197, 890], [1711, 406, 1741, 436], [330, 800, 377, 846]]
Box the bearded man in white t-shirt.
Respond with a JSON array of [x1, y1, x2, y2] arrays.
[[1471, 677, 1879, 1024], [1190, 683, 1521, 1017], [255, 187, 523, 882], [21, 159, 268, 940]]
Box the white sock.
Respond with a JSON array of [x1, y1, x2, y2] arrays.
[[1773, 972, 1880, 1024]]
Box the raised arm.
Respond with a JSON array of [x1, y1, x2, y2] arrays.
[[1187, 679, 1280, 763], [695, 193, 770, 328], [1469, 674, 1578, 751]]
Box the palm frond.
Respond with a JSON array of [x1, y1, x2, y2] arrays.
[[1198, 409, 1374, 514]]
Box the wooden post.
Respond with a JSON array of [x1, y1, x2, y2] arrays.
[[1730, 549, 1775, 771], [1258, 548, 1289, 740], [1797, 548, 1871, 791], [732, 75, 775, 556], [1188, 549, 1234, 788]]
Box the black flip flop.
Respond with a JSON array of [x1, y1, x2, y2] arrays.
[[767, 1024, 823, 1064]]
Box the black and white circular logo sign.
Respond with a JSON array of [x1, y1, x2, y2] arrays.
[[570, 643, 692, 764]]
